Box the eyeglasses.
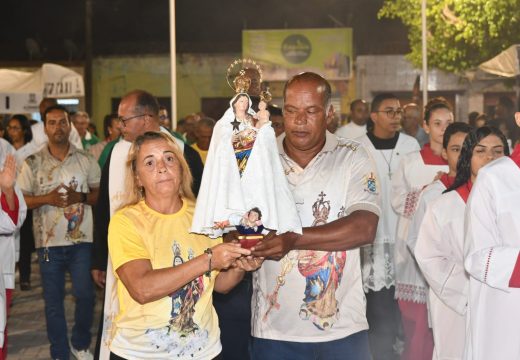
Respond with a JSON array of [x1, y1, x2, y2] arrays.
[[7, 125, 22, 131], [159, 115, 169, 121], [118, 114, 150, 127], [374, 108, 404, 119]]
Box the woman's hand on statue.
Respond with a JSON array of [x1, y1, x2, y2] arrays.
[[233, 256, 264, 272], [211, 243, 251, 270]]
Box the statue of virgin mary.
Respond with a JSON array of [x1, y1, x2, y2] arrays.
[[191, 88, 302, 238]]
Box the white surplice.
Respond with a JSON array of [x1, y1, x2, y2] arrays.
[[357, 133, 419, 292], [392, 147, 448, 303], [416, 189, 468, 360], [464, 156, 520, 359]]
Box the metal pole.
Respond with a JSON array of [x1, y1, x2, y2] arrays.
[[421, 0, 428, 107], [169, 0, 177, 129], [85, 0, 93, 114]]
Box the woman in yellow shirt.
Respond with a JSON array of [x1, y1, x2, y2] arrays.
[[108, 131, 260, 359]]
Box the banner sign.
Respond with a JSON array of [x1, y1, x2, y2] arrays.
[[243, 28, 353, 81]]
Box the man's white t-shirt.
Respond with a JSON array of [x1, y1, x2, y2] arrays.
[[252, 131, 381, 342], [335, 122, 367, 140]]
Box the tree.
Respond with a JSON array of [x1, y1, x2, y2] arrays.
[[379, 0, 520, 73]]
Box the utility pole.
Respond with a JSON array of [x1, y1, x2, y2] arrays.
[[85, 0, 93, 114], [421, 0, 428, 106], [169, 0, 177, 128]]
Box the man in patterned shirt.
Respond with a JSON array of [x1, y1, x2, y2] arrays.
[[18, 105, 100, 360], [251, 72, 381, 360]]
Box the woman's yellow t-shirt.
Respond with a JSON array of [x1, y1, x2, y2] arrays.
[[108, 199, 222, 359]]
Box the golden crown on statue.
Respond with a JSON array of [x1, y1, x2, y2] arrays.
[[226, 58, 263, 94]]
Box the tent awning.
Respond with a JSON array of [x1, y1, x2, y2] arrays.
[[0, 63, 84, 113], [479, 45, 520, 78]]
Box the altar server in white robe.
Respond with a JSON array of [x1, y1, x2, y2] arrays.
[[391, 97, 453, 360], [406, 122, 472, 255], [357, 93, 419, 360], [416, 126, 508, 360], [464, 112, 520, 360]]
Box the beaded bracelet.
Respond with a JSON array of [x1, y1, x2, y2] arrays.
[[204, 248, 213, 278]]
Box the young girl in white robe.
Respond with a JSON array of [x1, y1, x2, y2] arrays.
[[406, 122, 472, 254], [391, 97, 453, 360], [464, 114, 520, 359], [415, 126, 508, 360]]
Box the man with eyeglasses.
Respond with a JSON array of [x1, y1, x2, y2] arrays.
[[356, 93, 420, 360], [91, 89, 204, 359]]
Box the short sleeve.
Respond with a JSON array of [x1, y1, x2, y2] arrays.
[[108, 210, 151, 273], [344, 144, 381, 217], [86, 154, 101, 188], [17, 160, 36, 195]]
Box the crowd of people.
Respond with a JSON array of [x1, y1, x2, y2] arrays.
[[0, 72, 520, 360]]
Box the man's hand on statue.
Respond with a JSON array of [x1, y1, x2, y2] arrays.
[[211, 243, 251, 270], [233, 256, 264, 272], [251, 231, 299, 261]]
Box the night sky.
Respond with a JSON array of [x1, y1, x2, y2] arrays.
[[0, 0, 408, 61]]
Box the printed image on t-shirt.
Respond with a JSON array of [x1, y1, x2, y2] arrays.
[[297, 192, 346, 330], [145, 241, 208, 356], [263, 191, 347, 331], [63, 176, 85, 242]]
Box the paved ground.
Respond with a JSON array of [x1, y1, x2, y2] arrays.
[[7, 260, 103, 359]]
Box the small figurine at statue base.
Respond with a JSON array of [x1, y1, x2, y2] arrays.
[[213, 207, 265, 249]]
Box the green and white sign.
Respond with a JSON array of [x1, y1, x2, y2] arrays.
[[243, 28, 353, 81]]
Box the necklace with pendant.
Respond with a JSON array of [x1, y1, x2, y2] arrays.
[[381, 149, 395, 179]]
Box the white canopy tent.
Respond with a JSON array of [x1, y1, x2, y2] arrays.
[[479, 45, 520, 108], [0, 63, 84, 113], [479, 45, 520, 77]]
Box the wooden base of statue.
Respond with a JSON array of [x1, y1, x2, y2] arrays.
[[238, 234, 264, 249]]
